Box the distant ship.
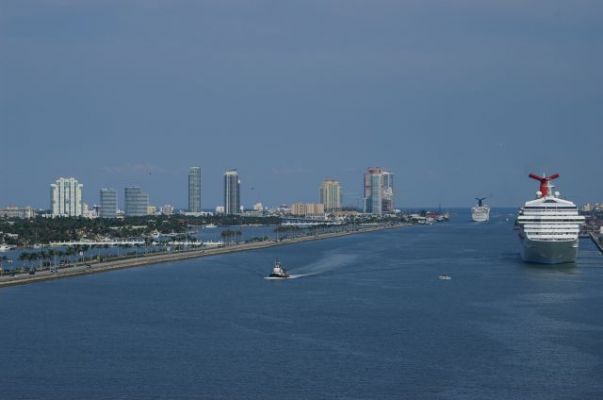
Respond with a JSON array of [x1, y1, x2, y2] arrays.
[[268, 259, 290, 279], [471, 197, 490, 222], [516, 173, 585, 264]]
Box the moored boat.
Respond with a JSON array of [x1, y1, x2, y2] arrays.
[[516, 173, 585, 264]]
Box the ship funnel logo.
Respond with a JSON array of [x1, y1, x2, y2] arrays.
[[528, 173, 559, 197]]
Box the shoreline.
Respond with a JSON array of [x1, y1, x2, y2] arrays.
[[0, 224, 406, 289], [590, 232, 603, 254]]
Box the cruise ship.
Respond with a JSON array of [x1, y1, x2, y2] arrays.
[[516, 173, 585, 264], [471, 197, 490, 222]]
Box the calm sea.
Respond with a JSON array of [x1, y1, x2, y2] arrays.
[[1, 209, 602, 399]]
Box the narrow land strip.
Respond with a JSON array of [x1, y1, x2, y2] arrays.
[[590, 232, 603, 254], [0, 224, 406, 289]]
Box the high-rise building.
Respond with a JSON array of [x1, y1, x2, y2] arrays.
[[381, 170, 394, 213], [363, 167, 394, 214], [320, 179, 342, 212], [50, 177, 83, 217], [188, 167, 201, 212], [99, 188, 117, 218], [124, 186, 149, 216], [224, 169, 240, 215]]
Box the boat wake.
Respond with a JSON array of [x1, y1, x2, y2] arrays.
[[264, 274, 304, 280], [291, 253, 358, 278], [263, 253, 358, 281]]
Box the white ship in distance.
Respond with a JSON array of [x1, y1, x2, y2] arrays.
[[516, 173, 585, 264], [471, 197, 490, 222]]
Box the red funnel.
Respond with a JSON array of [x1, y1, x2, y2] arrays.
[[529, 173, 559, 197]]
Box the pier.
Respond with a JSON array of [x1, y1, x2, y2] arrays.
[[589, 233, 603, 254]]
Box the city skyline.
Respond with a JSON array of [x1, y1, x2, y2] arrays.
[[4, 163, 600, 213]]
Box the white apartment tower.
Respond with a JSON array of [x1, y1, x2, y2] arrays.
[[50, 177, 83, 217]]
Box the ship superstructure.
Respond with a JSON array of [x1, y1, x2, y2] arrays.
[[471, 197, 490, 222], [516, 173, 585, 264]]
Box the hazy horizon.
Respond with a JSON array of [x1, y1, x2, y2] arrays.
[[2, 1, 602, 209]]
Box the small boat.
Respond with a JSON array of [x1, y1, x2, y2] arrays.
[[268, 259, 290, 279], [204, 223, 217, 229], [0, 244, 13, 252], [438, 274, 452, 280]]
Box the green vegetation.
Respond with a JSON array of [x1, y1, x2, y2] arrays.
[[0, 215, 281, 247]]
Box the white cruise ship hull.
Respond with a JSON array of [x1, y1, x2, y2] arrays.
[[471, 206, 490, 222], [520, 236, 579, 264]]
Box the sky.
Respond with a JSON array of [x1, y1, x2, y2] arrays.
[[1, 0, 602, 210]]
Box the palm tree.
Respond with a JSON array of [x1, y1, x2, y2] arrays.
[[19, 252, 30, 268], [48, 249, 56, 268], [29, 252, 39, 269]]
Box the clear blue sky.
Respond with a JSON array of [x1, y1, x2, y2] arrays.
[[1, 0, 602, 209]]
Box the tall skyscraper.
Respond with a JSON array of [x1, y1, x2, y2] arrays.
[[224, 169, 240, 215], [99, 188, 118, 218], [320, 179, 342, 212], [363, 167, 394, 214], [381, 170, 395, 213], [50, 177, 83, 217], [188, 166, 201, 212], [124, 186, 149, 216]]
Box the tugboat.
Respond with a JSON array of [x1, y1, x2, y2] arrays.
[[268, 259, 290, 279]]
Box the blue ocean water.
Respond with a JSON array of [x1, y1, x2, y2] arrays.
[[1, 210, 602, 399]]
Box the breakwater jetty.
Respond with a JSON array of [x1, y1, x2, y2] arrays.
[[0, 224, 406, 288]]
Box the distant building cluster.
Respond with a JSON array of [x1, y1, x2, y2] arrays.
[[0, 206, 36, 219], [291, 203, 325, 216], [582, 203, 603, 212], [3, 164, 399, 219]]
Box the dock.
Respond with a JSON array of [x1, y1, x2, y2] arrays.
[[589, 233, 603, 254]]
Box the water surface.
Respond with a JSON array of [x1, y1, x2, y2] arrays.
[[1, 210, 602, 399]]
